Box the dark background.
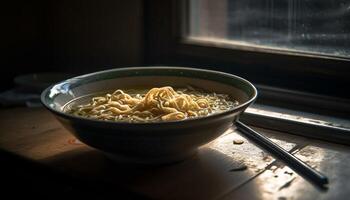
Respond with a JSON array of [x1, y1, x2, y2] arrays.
[[1, 0, 143, 91]]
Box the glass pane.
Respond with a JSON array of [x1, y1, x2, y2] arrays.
[[189, 0, 350, 58]]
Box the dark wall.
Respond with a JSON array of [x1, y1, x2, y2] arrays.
[[1, 1, 49, 90], [47, 0, 143, 73], [1, 0, 143, 90]]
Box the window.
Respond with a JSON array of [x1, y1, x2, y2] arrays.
[[189, 0, 350, 59], [145, 0, 350, 114]]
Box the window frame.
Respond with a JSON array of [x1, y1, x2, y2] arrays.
[[144, 0, 350, 116]]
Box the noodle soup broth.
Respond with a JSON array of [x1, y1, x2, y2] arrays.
[[64, 86, 239, 123]]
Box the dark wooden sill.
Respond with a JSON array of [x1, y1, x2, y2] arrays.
[[241, 103, 350, 145], [255, 84, 350, 118]]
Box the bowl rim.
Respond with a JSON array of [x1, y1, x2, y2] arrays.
[[41, 66, 258, 126]]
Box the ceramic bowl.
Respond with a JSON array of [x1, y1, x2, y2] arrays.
[[41, 67, 257, 164]]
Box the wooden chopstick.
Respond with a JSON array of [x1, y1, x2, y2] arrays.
[[236, 121, 329, 189]]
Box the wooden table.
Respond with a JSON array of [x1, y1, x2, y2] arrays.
[[1, 107, 350, 199]]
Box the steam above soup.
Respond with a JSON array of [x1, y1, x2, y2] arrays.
[[65, 86, 238, 122]]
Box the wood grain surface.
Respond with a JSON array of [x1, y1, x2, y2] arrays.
[[1, 107, 349, 199]]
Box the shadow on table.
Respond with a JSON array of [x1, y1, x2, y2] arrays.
[[42, 146, 262, 200]]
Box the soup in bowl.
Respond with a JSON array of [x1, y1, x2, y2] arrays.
[[41, 67, 257, 164]]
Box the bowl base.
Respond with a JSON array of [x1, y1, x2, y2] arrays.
[[104, 149, 198, 165]]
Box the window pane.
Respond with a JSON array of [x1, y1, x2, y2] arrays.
[[189, 0, 350, 58]]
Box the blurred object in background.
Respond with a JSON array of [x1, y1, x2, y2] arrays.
[[0, 72, 72, 107]]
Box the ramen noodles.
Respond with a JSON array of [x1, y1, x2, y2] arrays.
[[66, 86, 238, 122]]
